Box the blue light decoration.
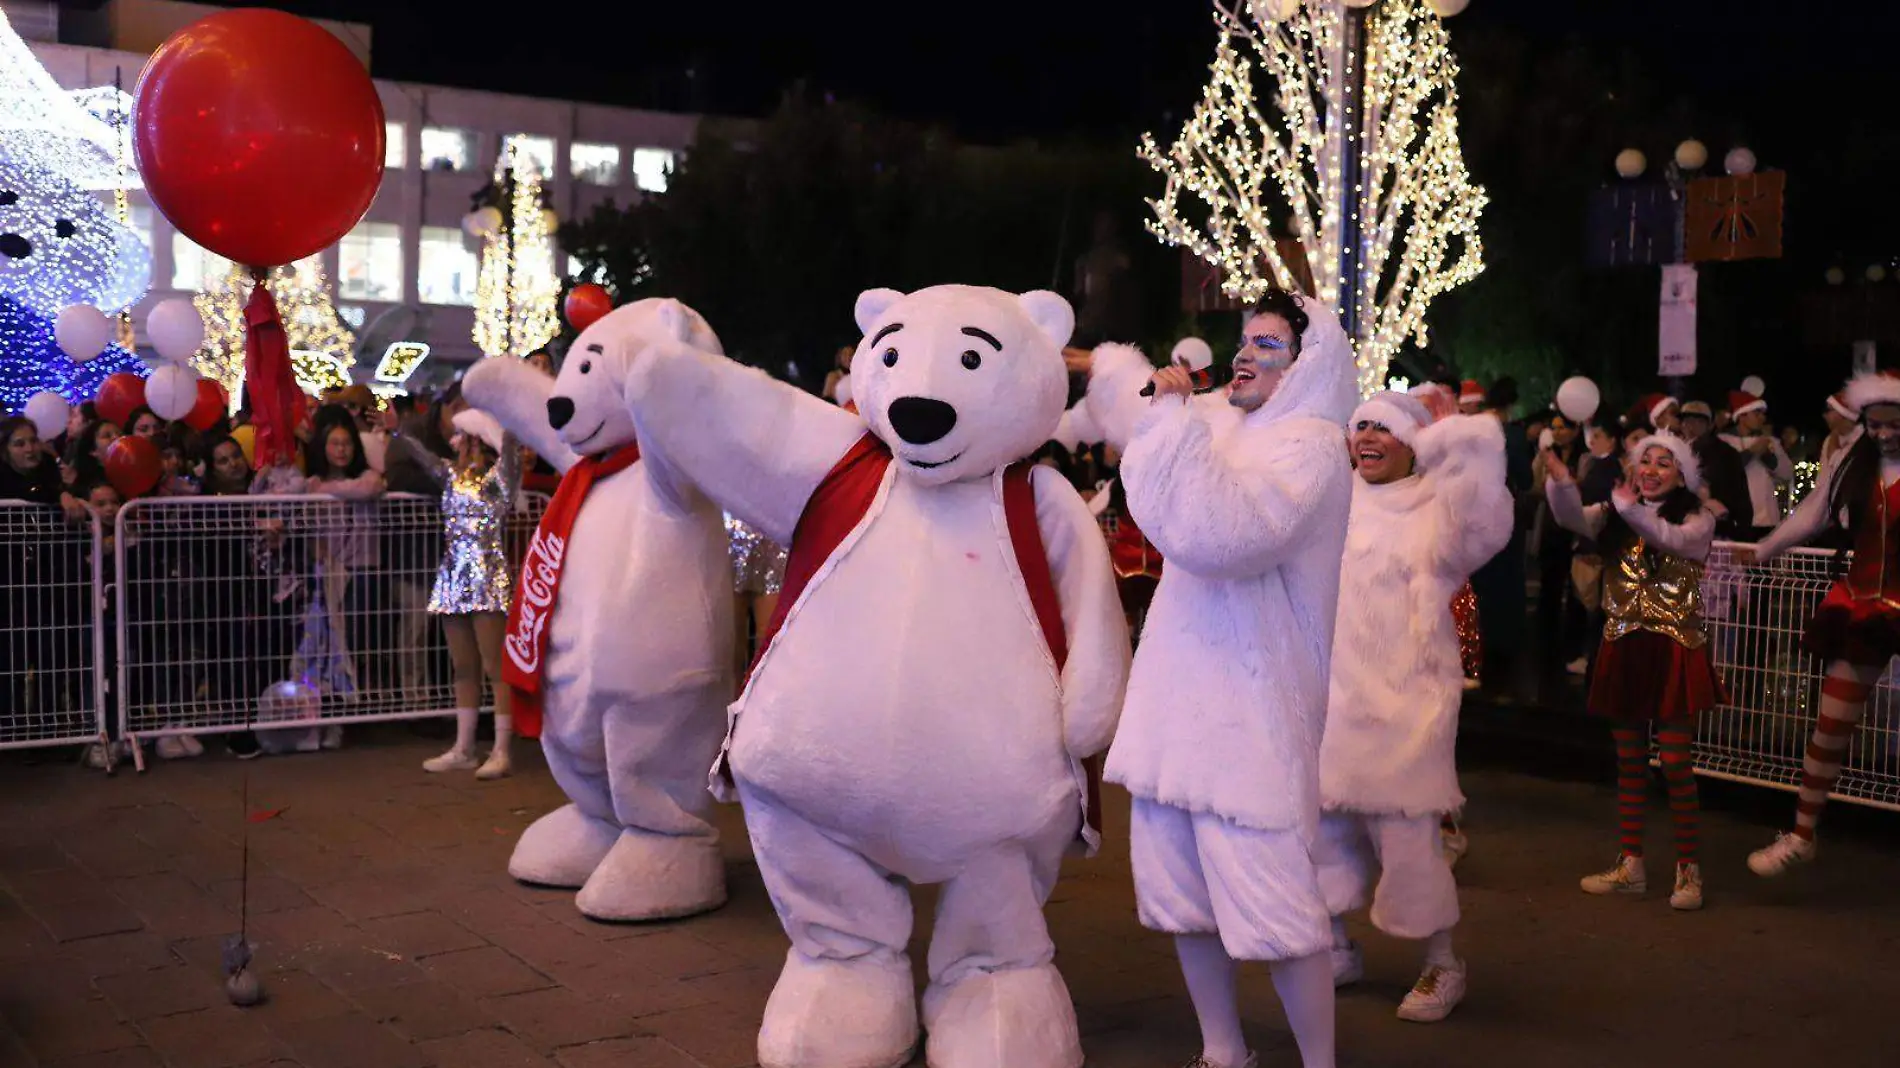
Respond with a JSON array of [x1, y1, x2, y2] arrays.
[[0, 294, 145, 411]]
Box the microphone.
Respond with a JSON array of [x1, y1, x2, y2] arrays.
[[1140, 338, 1215, 396]]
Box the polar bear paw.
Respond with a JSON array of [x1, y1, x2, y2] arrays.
[[508, 804, 619, 889], [922, 962, 1083, 1068], [759, 950, 918, 1068], [574, 829, 727, 922]]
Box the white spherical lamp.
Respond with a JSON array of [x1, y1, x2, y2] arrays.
[[1740, 375, 1766, 397], [1614, 149, 1647, 179], [147, 299, 207, 363], [1724, 146, 1757, 176], [1253, 0, 1302, 21], [1825, 267, 1846, 286], [1674, 139, 1708, 171], [1428, 0, 1470, 16], [54, 305, 114, 363], [1870, 265, 1890, 284]]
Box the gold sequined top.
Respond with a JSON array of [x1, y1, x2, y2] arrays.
[[1601, 537, 1707, 649]]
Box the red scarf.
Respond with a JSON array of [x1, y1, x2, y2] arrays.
[[503, 442, 642, 737]]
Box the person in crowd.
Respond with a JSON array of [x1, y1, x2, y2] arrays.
[[1531, 411, 1587, 676], [335, 384, 387, 473], [125, 407, 165, 442], [1820, 390, 1860, 469], [1, 417, 79, 728], [1568, 424, 1622, 672], [1738, 373, 1900, 877], [1457, 379, 1485, 416], [1316, 390, 1510, 1024], [1469, 377, 1529, 697], [300, 408, 385, 742], [726, 512, 787, 681], [1107, 289, 1357, 1068], [1, 415, 65, 508], [390, 409, 520, 779], [1719, 391, 1791, 539], [380, 390, 453, 698], [77, 479, 130, 768], [1677, 400, 1751, 540], [64, 418, 120, 492], [1544, 433, 1717, 911], [1629, 393, 1680, 436], [1779, 423, 1809, 465]]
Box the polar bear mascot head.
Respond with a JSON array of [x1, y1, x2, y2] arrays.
[[849, 284, 1074, 488], [545, 298, 723, 457]]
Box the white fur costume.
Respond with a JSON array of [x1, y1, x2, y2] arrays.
[[614, 286, 1130, 1068], [1314, 401, 1511, 939], [1099, 302, 1357, 960], [462, 301, 734, 922]]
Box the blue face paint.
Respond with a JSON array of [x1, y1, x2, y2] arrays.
[[1242, 334, 1295, 370]]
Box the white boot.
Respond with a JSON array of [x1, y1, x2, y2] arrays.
[[477, 713, 513, 780], [423, 708, 479, 773], [574, 829, 727, 922], [509, 803, 619, 888], [922, 962, 1084, 1068], [758, 950, 916, 1068]]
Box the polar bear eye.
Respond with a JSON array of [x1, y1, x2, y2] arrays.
[[579, 360, 592, 374], [0, 190, 16, 205], [881, 348, 898, 368], [54, 220, 75, 238], [961, 350, 981, 371]]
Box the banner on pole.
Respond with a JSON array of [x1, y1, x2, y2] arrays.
[[1659, 264, 1698, 377]]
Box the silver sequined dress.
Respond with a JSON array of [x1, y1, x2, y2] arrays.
[[394, 434, 521, 615], [725, 512, 787, 596]]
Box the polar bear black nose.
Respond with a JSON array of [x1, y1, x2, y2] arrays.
[[0, 233, 31, 259], [888, 396, 957, 445], [547, 396, 576, 430]]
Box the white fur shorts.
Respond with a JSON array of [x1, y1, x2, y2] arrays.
[[1312, 810, 1460, 940], [1128, 799, 1331, 962]]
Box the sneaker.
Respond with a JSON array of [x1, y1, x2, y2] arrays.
[[422, 748, 479, 774], [1670, 862, 1704, 910], [1747, 832, 1816, 877], [1442, 825, 1469, 869], [1580, 852, 1647, 895], [229, 733, 262, 760], [1397, 959, 1467, 1023], [155, 735, 188, 760], [475, 749, 512, 781], [1565, 656, 1590, 676], [178, 733, 205, 757], [84, 743, 110, 769], [320, 725, 344, 750], [1331, 940, 1364, 987], [1181, 1054, 1258, 1068]]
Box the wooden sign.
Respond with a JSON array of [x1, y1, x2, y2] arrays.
[[1685, 172, 1785, 263]]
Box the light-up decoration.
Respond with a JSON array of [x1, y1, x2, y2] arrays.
[[1141, 0, 1487, 397], [0, 153, 151, 317], [473, 147, 560, 359], [0, 10, 140, 192], [193, 258, 357, 401], [375, 341, 429, 385]]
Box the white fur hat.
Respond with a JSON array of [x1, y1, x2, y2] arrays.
[[1350, 391, 1433, 446], [1827, 390, 1857, 422], [451, 408, 506, 453], [1845, 370, 1900, 416], [1628, 433, 1702, 493]]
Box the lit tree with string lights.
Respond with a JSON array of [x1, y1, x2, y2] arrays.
[[1141, 0, 1486, 396], [472, 145, 560, 359], [191, 257, 357, 401]]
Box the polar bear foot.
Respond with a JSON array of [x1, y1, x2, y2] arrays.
[[573, 829, 727, 922], [922, 962, 1083, 1068], [759, 950, 918, 1068], [508, 804, 619, 889]]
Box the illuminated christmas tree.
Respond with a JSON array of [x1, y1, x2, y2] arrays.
[[1142, 0, 1487, 396], [472, 145, 560, 359], [191, 257, 357, 401]]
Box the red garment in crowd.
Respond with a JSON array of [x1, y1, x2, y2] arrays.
[[1451, 581, 1481, 680], [1806, 475, 1900, 664]]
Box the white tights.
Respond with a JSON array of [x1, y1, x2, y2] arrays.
[[1176, 934, 1335, 1068]]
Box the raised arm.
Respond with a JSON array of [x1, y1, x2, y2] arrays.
[[461, 358, 583, 475], [1617, 496, 1715, 562], [1120, 399, 1347, 580], [386, 432, 449, 488], [1026, 465, 1130, 760], [1545, 478, 1609, 540], [1415, 414, 1513, 577], [1752, 477, 1832, 561], [1080, 342, 1156, 452], [308, 469, 384, 500], [622, 339, 865, 545]]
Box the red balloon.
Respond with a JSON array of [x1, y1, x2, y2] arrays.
[[132, 9, 385, 268], [185, 378, 226, 431], [96, 372, 146, 428], [563, 284, 615, 332], [104, 437, 163, 499]]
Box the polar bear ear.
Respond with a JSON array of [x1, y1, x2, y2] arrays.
[[854, 288, 905, 335], [654, 299, 694, 343], [1016, 291, 1075, 349]]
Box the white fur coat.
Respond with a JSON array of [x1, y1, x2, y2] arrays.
[[1103, 307, 1358, 835], [1319, 415, 1511, 816]]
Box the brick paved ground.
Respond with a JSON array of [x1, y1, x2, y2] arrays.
[[2, 726, 1897, 1068]]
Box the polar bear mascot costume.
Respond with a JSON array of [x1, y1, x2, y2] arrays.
[[460, 299, 734, 922], [609, 285, 1130, 1068]]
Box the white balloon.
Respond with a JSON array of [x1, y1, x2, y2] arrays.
[[462, 206, 504, 238], [145, 363, 202, 421], [147, 298, 206, 363], [54, 304, 113, 362], [1740, 375, 1766, 397], [23, 391, 69, 440], [1614, 149, 1647, 179], [1674, 139, 1708, 171], [1428, 0, 1470, 15], [1825, 267, 1846, 286], [1170, 336, 1215, 372], [1724, 146, 1757, 176], [1556, 376, 1600, 423]]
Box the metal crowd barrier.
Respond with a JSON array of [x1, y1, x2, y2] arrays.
[[0, 504, 106, 753]]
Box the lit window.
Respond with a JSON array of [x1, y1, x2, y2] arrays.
[[570, 142, 620, 185], [504, 134, 556, 178], [338, 222, 404, 302], [421, 126, 473, 172], [418, 225, 478, 306], [632, 147, 675, 192], [385, 122, 406, 168], [170, 232, 230, 292]]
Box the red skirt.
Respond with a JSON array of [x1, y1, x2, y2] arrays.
[[1803, 581, 1900, 666], [1587, 629, 1723, 724]]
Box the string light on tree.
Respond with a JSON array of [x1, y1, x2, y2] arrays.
[[191, 257, 357, 402], [472, 144, 560, 359], [1141, 0, 1487, 397]]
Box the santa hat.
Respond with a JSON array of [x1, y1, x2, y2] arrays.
[[1728, 390, 1766, 419], [1631, 392, 1678, 427], [1458, 379, 1485, 405], [1628, 433, 1703, 493], [1350, 391, 1433, 446], [1827, 391, 1857, 422], [450, 408, 506, 453], [1845, 370, 1900, 416]]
